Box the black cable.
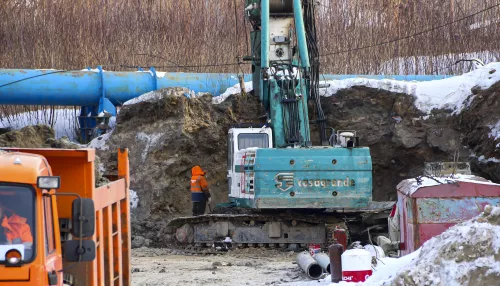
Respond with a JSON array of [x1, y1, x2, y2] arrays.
[[121, 62, 249, 69], [0, 70, 73, 88], [130, 53, 250, 70], [320, 2, 500, 57], [131, 53, 197, 72], [303, 0, 327, 145]]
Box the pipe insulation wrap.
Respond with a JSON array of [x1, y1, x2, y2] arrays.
[[296, 251, 323, 279]]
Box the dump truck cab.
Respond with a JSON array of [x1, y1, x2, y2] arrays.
[[0, 150, 64, 284], [0, 148, 131, 286]]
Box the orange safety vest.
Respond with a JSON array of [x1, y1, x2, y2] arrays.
[[191, 166, 209, 202], [1, 214, 33, 243]]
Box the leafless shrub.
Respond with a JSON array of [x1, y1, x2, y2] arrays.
[[0, 0, 499, 118]]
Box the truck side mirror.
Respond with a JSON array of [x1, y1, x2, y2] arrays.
[[71, 198, 95, 238], [63, 240, 96, 262]]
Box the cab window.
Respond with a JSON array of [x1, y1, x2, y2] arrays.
[[0, 184, 36, 263], [238, 133, 269, 150], [43, 196, 56, 255]]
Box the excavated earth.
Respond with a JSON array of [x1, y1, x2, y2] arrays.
[[92, 82, 500, 247], [1, 82, 499, 248]]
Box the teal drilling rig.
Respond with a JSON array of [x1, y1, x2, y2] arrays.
[[167, 0, 394, 249]]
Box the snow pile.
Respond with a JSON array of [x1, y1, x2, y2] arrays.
[[123, 87, 207, 106], [88, 131, 114, 151], [135, 132, 164, 162], [397, 174, 500, 196], [284, 249, 421, 286], [489, 120, 500, 148], [385, 205, 500, 286], [288, 205, 500, 286], [478, 155, 500, 164], [214, 62, 500, 114], [212, 81, 253, 104], [130, 189, 139, 209], [0, 108, 79, 141], [320, 62, 500, 114]]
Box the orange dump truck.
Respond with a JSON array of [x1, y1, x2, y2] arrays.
[[0, 147, 131, 285]]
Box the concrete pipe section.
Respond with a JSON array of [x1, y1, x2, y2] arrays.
[[313, 252, 331, 274], [296, 251, 323, 280]]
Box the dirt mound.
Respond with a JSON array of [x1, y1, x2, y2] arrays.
[[92, 88, 265, 233], [459, 81, 500, 183], [0, 125, 108, 187], [386, 205, 500, 286], [91, 82, 500, 245], [0, 125, 55, 147], [318, 87, 470, 201]]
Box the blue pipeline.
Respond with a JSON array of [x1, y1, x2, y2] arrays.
[[0, 68, 455, 108]]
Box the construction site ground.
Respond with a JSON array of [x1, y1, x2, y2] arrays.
[[130, 247, 308, 286]]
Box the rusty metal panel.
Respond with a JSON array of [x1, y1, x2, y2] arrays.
[[416, 197, 500, 223], [417, 223, 456, 249]]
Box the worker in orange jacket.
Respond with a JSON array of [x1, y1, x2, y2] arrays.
[[0, 202, 33, 248], [190, 165, 211, 216]]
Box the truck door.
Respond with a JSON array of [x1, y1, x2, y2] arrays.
[[43, 195, 63, 284], [227, 135, 234, 195]]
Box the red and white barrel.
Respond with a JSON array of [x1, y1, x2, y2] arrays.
[[341, 249, 373, 282]]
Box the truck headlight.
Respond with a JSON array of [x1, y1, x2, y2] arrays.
[[37, 176, 60, 189], [6, 249, 22, 265]]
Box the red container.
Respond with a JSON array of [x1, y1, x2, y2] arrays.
[[308, 244, 321, 256], [333, 226, 347, 250], [341, 249, 372, 282], [396, 176, 500, 255]]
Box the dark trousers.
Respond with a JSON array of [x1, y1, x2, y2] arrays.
[[192, 200, 206, 216]]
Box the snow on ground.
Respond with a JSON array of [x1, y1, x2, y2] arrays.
[[385, 205, 500, 286], [488, 120, 500, 143], [0, 108, 79, 140], [213, 62, 500, 115], [282, 249, 421, 286], [398, 173, 500, 196], [88, 131, 114, 150], [3, 62, 500, 146], [212, 81, 253, 104], [320, 62, 500, 114], [135, 132, 164, 162], [286, 205, 500, 286], [130, 189, 139, 209], [123, 88, 207, 106], [478, 155, 500, 164]]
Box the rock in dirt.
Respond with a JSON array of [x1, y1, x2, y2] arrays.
[[131, 236, 151, 249]]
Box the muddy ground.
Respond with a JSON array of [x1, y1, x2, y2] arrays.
[[131, 247, 309, 286]]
